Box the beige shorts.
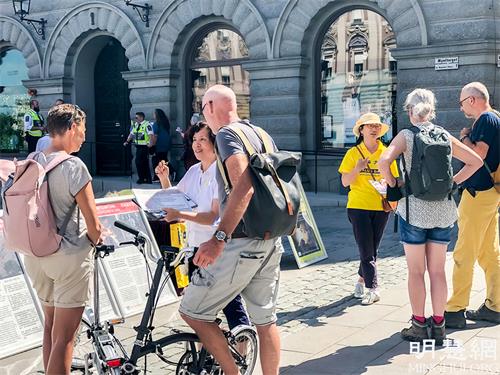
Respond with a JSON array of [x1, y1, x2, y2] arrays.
[[179, 238, 283, 326], [24, 247, 94, 308]]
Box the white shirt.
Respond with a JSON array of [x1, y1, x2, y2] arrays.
[[35, 135, 51, 152], [176, 162, 219, 247]]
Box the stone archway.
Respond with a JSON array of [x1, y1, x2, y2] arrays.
[[0, 16, 42, 78], [147, 0, 271, 69], [273, 0, 428, 58], [43, 1, 146, 78]]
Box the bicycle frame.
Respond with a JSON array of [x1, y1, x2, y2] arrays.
[[88, 240, 195, 374]]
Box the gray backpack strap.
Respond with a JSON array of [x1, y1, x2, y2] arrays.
[[58, 202, 77, 236]]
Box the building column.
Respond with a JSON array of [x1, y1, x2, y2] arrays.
[[122, 68, 180, 123], [243, 57, 309, 151]]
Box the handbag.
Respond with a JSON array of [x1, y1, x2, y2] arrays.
[[355, 146, 394, 213]]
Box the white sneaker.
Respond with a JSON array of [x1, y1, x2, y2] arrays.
[[354, 282, 364, 299], [361, 290, 380, 305]]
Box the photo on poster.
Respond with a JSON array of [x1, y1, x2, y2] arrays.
[[287, 185, 328, 268]]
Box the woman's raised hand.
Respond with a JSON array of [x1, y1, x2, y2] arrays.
[[155, 160, 170, 179]]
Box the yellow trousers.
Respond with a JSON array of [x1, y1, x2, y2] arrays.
[[446, 187, 500, 312]]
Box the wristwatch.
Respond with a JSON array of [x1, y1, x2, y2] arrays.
[[214, 230, 229, 243]]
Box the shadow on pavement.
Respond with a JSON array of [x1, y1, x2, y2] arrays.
[[277, 296, 356, 327], [280, 333, 407, 374]]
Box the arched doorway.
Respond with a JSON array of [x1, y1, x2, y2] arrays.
[[72, 35, 131, 175], [319, 9, 397, 149], [94, 40, 131, 175], [188, 28, 250, 119], [0, 48, 29, 152]]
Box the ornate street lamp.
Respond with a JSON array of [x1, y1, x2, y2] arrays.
[[12, 0, 46, 40], [124, 0, 152, 28]]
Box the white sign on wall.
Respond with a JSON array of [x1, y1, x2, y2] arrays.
[[497, 54, 500, 68], [435, 57, 459, 70]]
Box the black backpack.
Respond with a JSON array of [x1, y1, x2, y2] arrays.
[[216, 123, 302, 240], [402, 124, 453, 201]]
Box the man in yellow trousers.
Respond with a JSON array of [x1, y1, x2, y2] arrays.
[[445, 82, 500, 328]]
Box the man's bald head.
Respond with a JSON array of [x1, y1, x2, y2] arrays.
[[462, 82, 490, 103], [202, 85, 240, 132], [204, 85, 238, 110]]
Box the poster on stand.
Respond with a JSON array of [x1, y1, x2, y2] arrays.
[[0, 211, 44, 359], [286, 185, 328, 268], [96, 196, 178, 317]]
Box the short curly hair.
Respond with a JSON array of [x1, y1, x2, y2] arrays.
[[47, 104, 86, 136]]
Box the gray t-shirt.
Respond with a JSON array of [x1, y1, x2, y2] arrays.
[[215, 121, 277, 237], [35, 152, 93, 254]]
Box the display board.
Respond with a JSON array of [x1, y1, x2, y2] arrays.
[[96, 196, 178, 317], [287, 185, 328, 268], [0, 211, 44, 359]]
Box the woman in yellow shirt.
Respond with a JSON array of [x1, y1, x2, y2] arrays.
[[339, 113, 398, 305]]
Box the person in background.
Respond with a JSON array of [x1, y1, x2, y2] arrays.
[[124, 112, 154, 184], [24, 99, 45, 153], [23, 104, 102, 374], [379, 88, 482, 345], [151, 109, 172, 182], [155, 121, 250, 332], [339, 112, 399, 305]]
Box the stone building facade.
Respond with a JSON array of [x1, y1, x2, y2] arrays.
[[0, 0, 498, 191]]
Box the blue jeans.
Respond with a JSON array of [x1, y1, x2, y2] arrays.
[[399, 216, 453, 245]]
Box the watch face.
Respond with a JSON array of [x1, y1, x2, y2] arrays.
[[215, 231, 227, 241]]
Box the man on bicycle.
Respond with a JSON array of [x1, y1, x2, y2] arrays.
[[179, 85, 283, 375]]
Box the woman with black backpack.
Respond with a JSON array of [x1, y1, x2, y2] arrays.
[[378, 88, 482, 346]]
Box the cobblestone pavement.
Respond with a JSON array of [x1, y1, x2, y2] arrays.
[[2, 205, 459, 374]]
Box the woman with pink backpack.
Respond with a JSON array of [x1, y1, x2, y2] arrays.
[[3, 104, 102, 374]]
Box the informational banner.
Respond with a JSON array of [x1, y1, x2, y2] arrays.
[[96, 197, 178, 317], [0, 211, 44, 359], [287, 185, 328, 268]]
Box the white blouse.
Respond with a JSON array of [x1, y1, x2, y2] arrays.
[[176, 162, 219, 247]]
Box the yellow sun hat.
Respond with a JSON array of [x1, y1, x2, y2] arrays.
[[353, 112, 390, 138]]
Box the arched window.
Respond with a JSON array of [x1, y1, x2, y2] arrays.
[[190, 28, 250, 119], [0, 48, 29, 151], [319, 10, 397, 149]]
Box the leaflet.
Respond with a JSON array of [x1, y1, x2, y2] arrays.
[[132, 188, 196, 220]]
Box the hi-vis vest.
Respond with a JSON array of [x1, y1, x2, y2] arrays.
[[26, 109, 43, 137], [132, 120, 151, 146]]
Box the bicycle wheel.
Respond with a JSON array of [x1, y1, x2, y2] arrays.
[[72, 317, 93, 371], [229, 327, 258, 375]]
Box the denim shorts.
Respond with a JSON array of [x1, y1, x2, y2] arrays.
[[399, 216, 453, 245]]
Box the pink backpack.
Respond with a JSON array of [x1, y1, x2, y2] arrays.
[[1, 152, 75, 257]]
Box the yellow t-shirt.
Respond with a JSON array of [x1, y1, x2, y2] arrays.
[[338, 142, 399, 211]]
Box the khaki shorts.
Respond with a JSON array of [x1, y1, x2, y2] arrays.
[[24, 247, 94, 308], [179, 238, 283, 326]]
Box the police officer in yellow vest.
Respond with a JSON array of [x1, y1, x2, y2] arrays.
[[124, 112, 155, 184], [24, 99, 45, 153]]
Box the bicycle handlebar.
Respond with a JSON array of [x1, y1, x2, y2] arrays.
[[114, 220, 141, 237]]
